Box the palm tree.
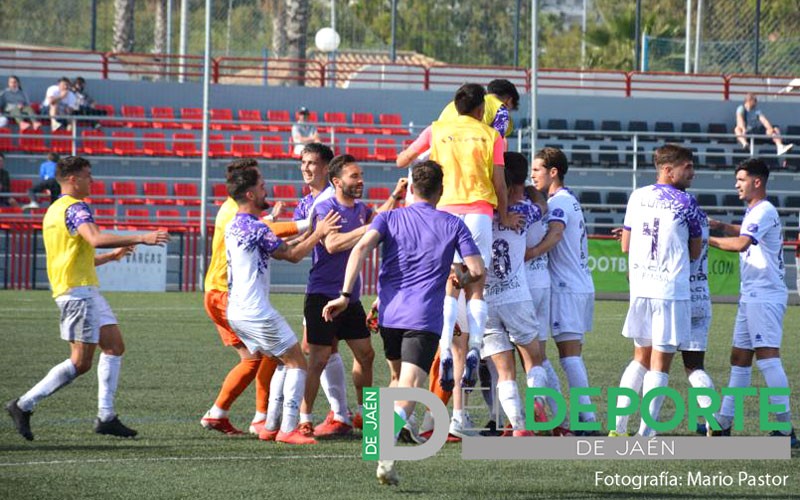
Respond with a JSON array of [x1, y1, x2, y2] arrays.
[[113, 0, 136, 53]]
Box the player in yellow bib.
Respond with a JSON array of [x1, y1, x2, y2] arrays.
[[5, 156, 169, 441]]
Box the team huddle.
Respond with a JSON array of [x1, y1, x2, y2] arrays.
[[4, 81, 796, 487]]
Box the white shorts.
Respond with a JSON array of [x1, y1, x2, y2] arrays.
[[680, 314, 711, 352], [229, 314, 298, 357], [481, 301, 539, 359], [732, 301, 785, 350], [550, 292, 594, 339], [451, 213, 493, 266], [529, 286, 550, 341], [56, 287, 117, 344], [622, 297, 691, 353]]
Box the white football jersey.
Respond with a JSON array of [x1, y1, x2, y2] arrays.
[[624, 184, 702, 301], [739, 200, 787, 304], [525, 217, 551, 290], [547, 188, 594, 294], [485, 199, 543, 305], [225, 213, 284, 321], [690, 210, 711, 318]]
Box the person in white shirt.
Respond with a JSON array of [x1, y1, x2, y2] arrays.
[[614, 144, 703, 437], [223, 166, 340, 445], [528, 147, 597, 433], [43, 77, 79, 131], [707, 158, 797, 447]]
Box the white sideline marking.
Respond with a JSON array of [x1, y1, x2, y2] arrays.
[[0, 453, 358, 467]]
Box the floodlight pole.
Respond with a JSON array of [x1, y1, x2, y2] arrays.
[[530, 0, 539, 156], [390, 0, 397, 62], [179, 0, 188, 82], [198, 0, 212, 288], [684, 0, 692, 74]]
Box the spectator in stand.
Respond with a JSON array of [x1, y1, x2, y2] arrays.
[[22, 153, 61, 210], [43, 77, 78, 132], [0, 153, 19, 208], [72, 77, 106, 129], [735, 93, 793, 156], [291, 107, 319, 157], [0, 76, 42, 131]]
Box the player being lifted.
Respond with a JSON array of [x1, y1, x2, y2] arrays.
[[397, 83, 521, 438], [528, 147, 598, 433]]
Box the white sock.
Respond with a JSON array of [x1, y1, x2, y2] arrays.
[[265, 365, 286, 430], [393, 406, 408, 440], [439, 296, 459, 350], [718, 365, 752, 428], [497, 380, 524, 430], [687, 368, 715, 410], [638, 370, 669, 437], [453, 408, 464, 421], [466, 299, 488, 350], [18, 359, 78, 412], [320, 352, 350, 423], [756, 358, 790, 415], [541, 359, 563, 422], [560, 355, 595, 422], [97, 353, 122, 422], [207, 405, 228, 419], [616, 360, 647, 434], [281, 368, 306, 433], [526, 365, 546, 389], [252, 411, 267, 423]]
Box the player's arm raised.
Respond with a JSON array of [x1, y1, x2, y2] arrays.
[[77, 223, 170, 249], [272, 210, 340, 263], [525, 220, 564, 260], [322, 228, 382, 321], [396, 126, 431, 168], [374, 178, 408, 214]]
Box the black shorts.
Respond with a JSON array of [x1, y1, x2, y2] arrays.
[[304, 293, 369, 346], [379, 327, 439, 370]]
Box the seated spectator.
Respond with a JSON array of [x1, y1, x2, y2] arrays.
[[22, 152, 60, 210], [735, 92, 793, 156], [291, 107, 319, 156], [43, 77, 78, 131], [0, 76, 42, 131], [72, 77, 106, 129], [0, 153, 19, 208]]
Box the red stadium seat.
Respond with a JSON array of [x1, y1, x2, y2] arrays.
[[86, 180, 114, 205], [156, 209, 181, 221], [93, 208, 116, 223], [151, 106, 180, 129], [212, 183, 228, 205], [121, 105, 148, 128], [374, 138, 397, 162], [367, 187, 391, 202], [186, 209, 202, 219], [113, 181, 145, 205], [50, 129, 74, 154], [272, 184, 298, 201], [324, 112, 353, 134], [10, 179, 33, 203], [231, 135, 256, 158], [125, 208, 150, 218], [208, 134, 231, 158], [266, 110, 291, 132], [111, 131, 145, 156], [238, 109, 267, 131], [352, 112, 380, 134], [174, 182, 201, 206], [173, 133, 201, 157], [180, 108, 203, 130], [143, 132, 172, 156], [379, 113, 408, 135], [260, 135, 288, 159], [94, 104, 122, 127], [144, 182, 174, 205], [210, 108, 236, 130], [19, 129, 48, 153], [80, 130, 113, 155], [345, 137, 372, 161], [0, 127, 14, 151]]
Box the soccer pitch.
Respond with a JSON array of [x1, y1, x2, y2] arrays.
[[1, 291, 797, 499]]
